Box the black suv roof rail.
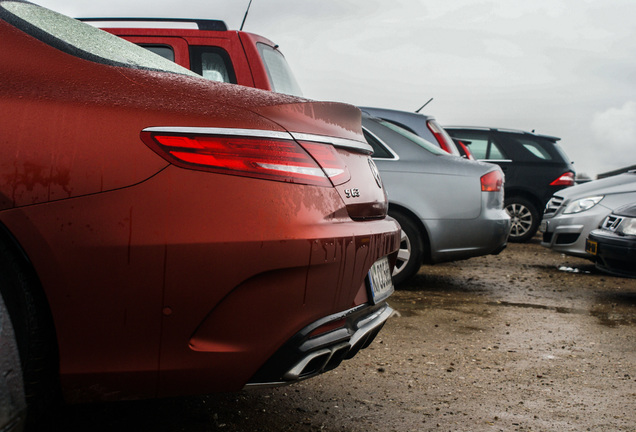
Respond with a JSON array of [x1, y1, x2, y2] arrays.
[[78, 18, 228, 31], [445, 126, 560, 141]]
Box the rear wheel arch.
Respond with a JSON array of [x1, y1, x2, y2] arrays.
[[387, 204, 430, 286], [0, 223, 60, 428], [504, 189, 542, 212]]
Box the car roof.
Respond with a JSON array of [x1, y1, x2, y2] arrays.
[[359, 106, 435, 120], [445, 126, 560, 141]]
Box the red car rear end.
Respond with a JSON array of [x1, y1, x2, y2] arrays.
[[0, 1, 399, 425]]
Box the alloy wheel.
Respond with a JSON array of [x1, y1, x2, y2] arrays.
[[506, 203, 533, 239], [393, 228, 411, 276]]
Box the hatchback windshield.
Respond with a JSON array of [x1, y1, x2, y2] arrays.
[[379, 120, 446, 155], [0, 0, 198, 77]]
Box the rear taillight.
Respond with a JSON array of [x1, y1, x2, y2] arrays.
[[481, 170, 504, 192], [426, 120, 455, 154], [550, 172, 575, 186], [141, 130, 349, 187], [297, 141, 350, 186]]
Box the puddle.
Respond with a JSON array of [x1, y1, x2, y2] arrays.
[[389, 290, 490, 318], [395, 296, 636, 328], [591, 292, 636, 327], [485, 300, 636, 328], [485, 301, 588, 316]]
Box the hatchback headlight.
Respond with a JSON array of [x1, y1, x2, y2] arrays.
[[563, 196, 604, 214], [618, 217, 636, 236]]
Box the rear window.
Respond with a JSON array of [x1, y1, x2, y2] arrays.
[[379, 120, 446, 155], [500, 133, 567, 163], [140, 45, 175, 62], [447, 130, 506, 160], [363, 130, 394, 159], [0, 0, 197, 77], [189, 46, 236, 84], [257, 42, 302, 97]]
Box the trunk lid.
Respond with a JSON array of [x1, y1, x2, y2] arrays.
[[253, 102, 388, 219]]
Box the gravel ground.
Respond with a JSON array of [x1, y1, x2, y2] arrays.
[[59, 238, 636, 432]]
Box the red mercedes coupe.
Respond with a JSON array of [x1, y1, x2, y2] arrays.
[[0, 1, 399, 429]]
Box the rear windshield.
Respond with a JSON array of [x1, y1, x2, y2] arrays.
[[379, 120, 446, 155], [257, 42, 303, 97], [0, 0, 198, 77], [501, 133, 569, 163]]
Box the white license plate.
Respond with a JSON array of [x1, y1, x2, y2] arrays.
[[368, 257, 394, 304]]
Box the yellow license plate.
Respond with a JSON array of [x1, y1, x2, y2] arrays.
[[585, 239, 598, 255]]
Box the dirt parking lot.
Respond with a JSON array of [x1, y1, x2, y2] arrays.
[[59, 238, 636, 432]]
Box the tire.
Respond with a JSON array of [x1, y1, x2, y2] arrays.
[[389, 211, 425, 286], [505, 197, 539, 243], [0, 234, 59, 431]]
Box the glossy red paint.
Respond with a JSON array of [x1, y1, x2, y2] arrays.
[[0, 5, 399, 405]]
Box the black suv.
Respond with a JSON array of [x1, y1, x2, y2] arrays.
[[445, 127, 575, 242]]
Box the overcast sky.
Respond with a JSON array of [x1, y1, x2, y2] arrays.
[[33, 0, 636, 178]]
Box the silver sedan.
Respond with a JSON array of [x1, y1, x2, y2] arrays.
[[540, 171, 636, 258], [362, 114, 510, 285]]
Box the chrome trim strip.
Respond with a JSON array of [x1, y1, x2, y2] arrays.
[[142, 127, 372, 153], [142, 126, 293, 140], [290, 132, 372, 154], [480, 159, 513, 163], [349, 305, 392, 348]]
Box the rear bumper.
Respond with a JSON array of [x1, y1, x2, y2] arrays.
[[2, 165, 400, 401], [427, 210, 510, 263], [246, 302, 393, 387]]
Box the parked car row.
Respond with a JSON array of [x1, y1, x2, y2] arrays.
[[85, 18, 514, 285], [359, 109, 577, 244], [2, 2, 613, 431], [540, 171, 636, 258], [540, 170, 636, 278]]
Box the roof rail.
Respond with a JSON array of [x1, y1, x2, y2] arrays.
[[78, 18, 228, 31], [446, 126, 560, 140]]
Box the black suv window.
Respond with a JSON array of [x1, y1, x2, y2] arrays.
[[447, 130, 506, 160], [463, 135, 489, 159], [497, 133, 561, 162]]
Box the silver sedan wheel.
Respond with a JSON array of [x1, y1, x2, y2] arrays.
[[506, 203, 533, 239], [393, 228, 411, 276]]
